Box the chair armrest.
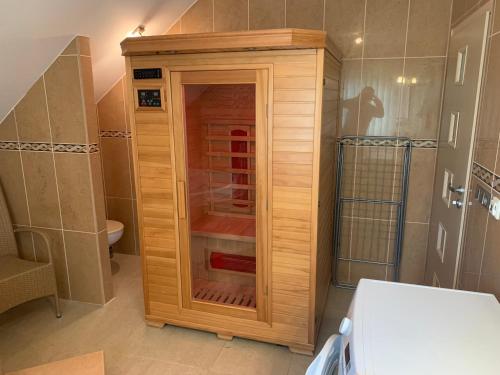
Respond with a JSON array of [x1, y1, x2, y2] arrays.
[[13, 227, 54, 264]]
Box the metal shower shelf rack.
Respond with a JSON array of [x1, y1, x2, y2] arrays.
[[333, 136, 412, 289]]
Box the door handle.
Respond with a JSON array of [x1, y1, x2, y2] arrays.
[[448, 184, 465, 195], [452, 199, 464, 209]]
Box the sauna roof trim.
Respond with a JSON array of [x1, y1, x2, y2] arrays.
[[120, 28, 341, 60]]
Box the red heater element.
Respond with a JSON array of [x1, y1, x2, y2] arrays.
[[210, 251, 256, 274]]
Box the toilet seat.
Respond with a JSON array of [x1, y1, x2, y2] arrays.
[[106, 220, 124, 247], [107, 220, 124, 234]]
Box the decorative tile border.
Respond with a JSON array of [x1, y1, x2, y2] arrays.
[[411, 139, 438, 148], [338, 138, 437, 148], [0, 141, 20, 151], [472, 162, 500, 193], [0, 141, 99, 154], [99, 130, 132, 138]]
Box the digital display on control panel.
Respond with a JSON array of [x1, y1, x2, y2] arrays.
[[133, 68, 162, 80], [137, 89, 162, 108]]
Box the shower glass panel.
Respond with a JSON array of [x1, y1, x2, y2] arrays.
[[183, 83, 257, 309]]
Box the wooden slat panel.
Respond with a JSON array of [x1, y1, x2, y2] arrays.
[[274, 102, 315, 115], [136, 123, 169, 135], [273, 140, 314, 153], [274, 76, 316, 89], [274, 89, 316, 102], [274, 127, 314, 141], [274, 62, 317, 77], [137, 135, 171, 147], [273, 115, 315, 128]]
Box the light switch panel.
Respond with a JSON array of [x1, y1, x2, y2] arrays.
[[489, 196, 500, 220]]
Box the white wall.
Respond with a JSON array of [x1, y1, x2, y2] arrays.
[[0, 0, 194, 121]]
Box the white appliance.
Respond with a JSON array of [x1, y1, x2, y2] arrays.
[[336, 279, 500, 375]]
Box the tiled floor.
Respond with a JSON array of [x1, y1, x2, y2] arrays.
[[0, 254, 353, 374]]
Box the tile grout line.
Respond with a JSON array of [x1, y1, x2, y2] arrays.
[[385, 0, 412, 281], [77, 51, 108, 304], [342, 55, 447, 61], [284, 0, 287, 28], [11, 110, 37, 261], [347, 0, 369, 283], [15, 224, 103, 235], [41, 73, 72, 300]]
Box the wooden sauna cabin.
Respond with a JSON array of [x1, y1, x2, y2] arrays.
[[121, 28, 341, 354]]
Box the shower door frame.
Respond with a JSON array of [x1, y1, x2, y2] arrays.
[[168, 65, 271, 323]]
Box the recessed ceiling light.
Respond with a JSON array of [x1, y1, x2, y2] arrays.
[[355, 37, 363, 45]]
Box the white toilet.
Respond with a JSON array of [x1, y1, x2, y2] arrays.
[[106, 220, 124, 246]]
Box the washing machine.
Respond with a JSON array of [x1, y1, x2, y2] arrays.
[[309, 279, 500, 375]]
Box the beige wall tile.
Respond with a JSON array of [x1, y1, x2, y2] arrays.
[[460, 271, 479, 291], [406, 148, 436, 223], [354, 146, 398, 201], [0, 111, 18, 141], [98, 229, 114, 302], [167, 20, 181, 34], [214, 0, 248, 32], [0, 151, 29, 225], [324, 0, 365, 58], [406, 0, 452, 57], [44, 56, 86, 144], [477, 273, 500, 297], [90, 152, 107, 232], [399, 58, 445, 139], [476, 36, 500, 172], [15, 78, 51, 143], [97, 79, 127, 132], [61, 38, 78, 55], [181, 0, 214, 33], [478, 193, 500, 276], [400, 223, 428, 284], [340, 60, 362, 136], [359, 59, 404, 136], [21, 151, 61, 228], [54, 153, 95, 232], [64, 230, 104, 304], [364, 0, 409, 58], [494, 0, 500, 34], [77, 36, 91, 56], [349, 262, 387, 284], [348, 218, 394, 263], [249, 0, 285, 30], [101, 137, 133, 198], [106, 197, 137, 255], [285, 0, 324, 30], [461, 178, 489, 275], [80, 56, 98, 144], [31, 227, 71, 299]]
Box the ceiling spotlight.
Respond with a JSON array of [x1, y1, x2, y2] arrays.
[[355, 37, 363, 45], [128, 25, 146, 38]]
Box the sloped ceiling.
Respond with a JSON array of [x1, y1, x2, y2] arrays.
[[0, 0, 194, 121]]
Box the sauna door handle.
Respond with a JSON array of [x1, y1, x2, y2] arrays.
[[177, 181, 186, 219]]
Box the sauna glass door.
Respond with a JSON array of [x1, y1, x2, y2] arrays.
[[171, 69, 268, 321]]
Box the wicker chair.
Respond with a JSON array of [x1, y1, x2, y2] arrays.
[[0, 184, 61, 317]]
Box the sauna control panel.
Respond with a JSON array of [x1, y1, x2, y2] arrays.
[[137, 89, 162, 107], [133, 68, 162, 80]]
